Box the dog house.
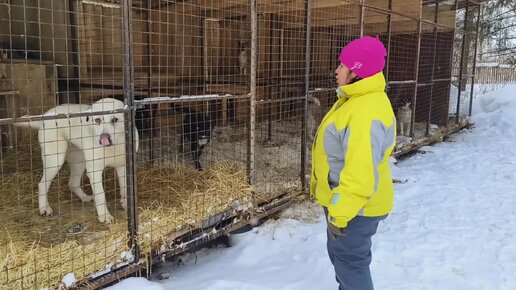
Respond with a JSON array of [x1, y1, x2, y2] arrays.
[[0, 0, 483, 289]]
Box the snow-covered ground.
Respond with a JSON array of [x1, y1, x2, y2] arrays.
[[107, 84, 516, 290]]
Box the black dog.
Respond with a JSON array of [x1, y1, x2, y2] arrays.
[[174, 106, 216, 171]]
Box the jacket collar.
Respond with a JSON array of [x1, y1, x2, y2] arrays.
[[336, 72, 386, 100]]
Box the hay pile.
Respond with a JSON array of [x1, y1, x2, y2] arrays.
[[0, 155, 253, 289], [135, 162, 254, 254]]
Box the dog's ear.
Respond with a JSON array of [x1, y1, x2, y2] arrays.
[[86, 116, 89, 122]]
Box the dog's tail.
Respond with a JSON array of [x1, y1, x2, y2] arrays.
[[12, 116, 41, 130]]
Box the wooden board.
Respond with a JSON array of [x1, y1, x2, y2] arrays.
[[0, 63, 57, 115]]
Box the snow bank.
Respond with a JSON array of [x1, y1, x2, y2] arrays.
[[472, 84, 516, 135]]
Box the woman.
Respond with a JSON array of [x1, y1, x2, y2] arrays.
[[310, 36, 396, 290]]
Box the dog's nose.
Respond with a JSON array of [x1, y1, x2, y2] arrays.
[[99, 133, 113, 147]]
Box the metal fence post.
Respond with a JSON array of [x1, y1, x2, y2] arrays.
[[411, 19, 422, 138], [301, 0, 311, 194], [68, 0, 80, 103], [385, 0, 392, 81], [456, 0, 470, 123], [248, 0, 257, 185], [359, 0, 365, 37], [469, 3, 481, 116], [121, 0, 139, 262], [426, 0, 439, 135]]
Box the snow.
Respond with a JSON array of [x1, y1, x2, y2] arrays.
[[106, 84, 516, 290], [60, 273, 76, 288], [106, 278, 164, 290]]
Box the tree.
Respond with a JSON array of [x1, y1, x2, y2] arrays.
[[477, 0, 516, 65]]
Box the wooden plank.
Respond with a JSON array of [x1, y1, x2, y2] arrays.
[[0, 62, 57, 148], [131, 12, 147, 68], [0, 91, 20, 96], [311, 28, 334, 76], [203, 0, 353, 20], [204, 18, 221, 83], [79, 3, 105, 72], [101, 6, 123, 68], [172, 4, 203, 77]]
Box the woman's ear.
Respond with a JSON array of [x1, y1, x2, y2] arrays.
[[348, 71, 357, 83]]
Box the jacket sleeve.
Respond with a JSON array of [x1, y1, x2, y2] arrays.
[[327, 114, 386, 228]]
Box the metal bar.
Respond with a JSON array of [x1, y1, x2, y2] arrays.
[[144, 0, 155, 162], [301, 0, 311, 194], [248, 0, 257, 185], [457, 0, 481, 9], [135, 95, 249, 106], [385, 0, 392, 80], [75, 264, 145, 289], [394, 118, 471, 158], [308, 88, 335, 93], [149, 0, 190, 10], [203, 19, 209, 84], [68, 0, 80, 103], [410, 20, 423, 138], [421, 19, 454, 30], [469, 3, 481, 116], [425, 0, 439, 136], [359, 0, 365, 37], [387, 80, 417, 85], [73, 190, 294, 289], [279, 28, 284, 80], [267, 102, 272, 142], [0, 108, 131, 125], [162, 193, 294, 259], [452, 73, 475, 78], [361, 3, 456, 31], [257, 96, 307, 105], [121, 0, 140, 263], [432, 78, 454, 83], [362, 4, 388, 14], [267, 15, 276, 143], [449, 0, 459, 123], [456, 0, 470, 123]]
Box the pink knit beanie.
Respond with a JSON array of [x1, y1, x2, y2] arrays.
[[339, 36, 387, 79]]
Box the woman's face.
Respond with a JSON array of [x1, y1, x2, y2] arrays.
[[335, 63, 356, 87]]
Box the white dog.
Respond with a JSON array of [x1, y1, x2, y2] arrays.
[[15, 98, 139, 223]]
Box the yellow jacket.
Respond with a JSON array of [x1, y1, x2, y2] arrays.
[[310, 72, 396, 228]]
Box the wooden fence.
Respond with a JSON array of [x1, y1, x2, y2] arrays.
[[475, 65, 516, 84]]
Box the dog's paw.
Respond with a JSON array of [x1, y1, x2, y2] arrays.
[[39, 206, 53, 216], [81, 195, 94, 203], [98, 213, 115, 224]]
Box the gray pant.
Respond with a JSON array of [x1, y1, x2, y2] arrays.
[[324, 207, 386, 290]]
